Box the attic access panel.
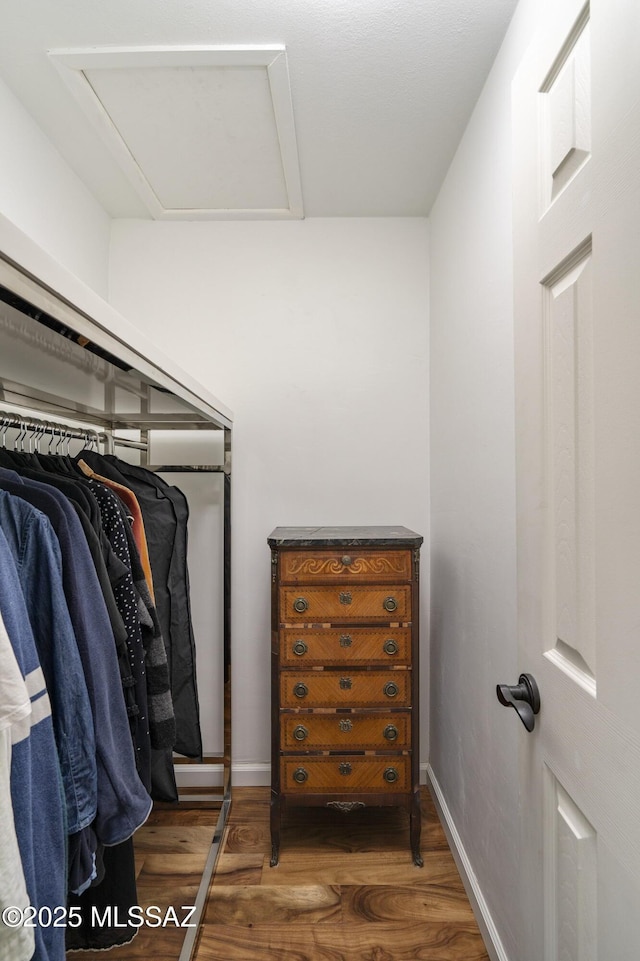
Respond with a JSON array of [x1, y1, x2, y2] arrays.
[[49, 46, 303, 220]]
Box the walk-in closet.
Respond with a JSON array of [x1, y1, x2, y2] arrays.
[[2, 1, 640, 960]]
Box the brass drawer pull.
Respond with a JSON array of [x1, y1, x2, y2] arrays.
[[383, 681, 399, 698], [293, 767, 308, 783], [292, 639, 308, 656], [293, 682, 309, 699], [383, 724, 398, 741], [383, 596, 398, 612], [383, 638, 399, 655], [383, 767, 399, 783], [293, 725, 308, 741], [341, 555, 353, 566], [293, 597, 308, 613]]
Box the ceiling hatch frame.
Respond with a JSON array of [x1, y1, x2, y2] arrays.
[[49, 45, 304, 221]]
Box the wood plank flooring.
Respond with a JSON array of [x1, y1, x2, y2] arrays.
[[66, 807, 216, 961], [65, 787, 490, 961], [196, 787, 490, 961]]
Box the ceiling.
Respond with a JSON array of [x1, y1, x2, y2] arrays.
[[0, 0, 519, 220]]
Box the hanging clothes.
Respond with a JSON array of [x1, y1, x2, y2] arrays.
[[0, 613, 34, 961], [77, 459, 155, 600], [0, 430, 205, 953], [77, 450, 202, 803], [0, 527, 66, 961], [78, 451, 203, 760], [0, 454, 158, 953], [0, 469, 153, 844], [0, 489, 97, 836], [66, 839, 140, 952], [77, 468, 175, 751], [0, 450, 132, 654], [2, 461, 141, 752], [63, 471, 171, 951], [86, 478, 153, 788]]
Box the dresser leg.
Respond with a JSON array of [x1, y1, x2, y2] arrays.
[[410, 790, 423, 867], [270, 793, 280, 867], [270, 841, 279, 868]]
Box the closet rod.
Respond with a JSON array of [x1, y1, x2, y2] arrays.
[[0, 408, 148, 452]]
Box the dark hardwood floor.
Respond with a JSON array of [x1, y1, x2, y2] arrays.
[[197, 787, 489, 961], [67, 787, 489, 961]]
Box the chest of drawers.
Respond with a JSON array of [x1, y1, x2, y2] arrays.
[[267, 526, 423, 867]]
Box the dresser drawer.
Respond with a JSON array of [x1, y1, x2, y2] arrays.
[[280, 669, 410, 708], [280, 585, 411, 622], [281, 711, 411, 750], [279, 549, 413, 584], [282, 755, 410, 793], [280, 626, 411, 667]]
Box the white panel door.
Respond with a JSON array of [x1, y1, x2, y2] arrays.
[[512, 1, 640, 959]]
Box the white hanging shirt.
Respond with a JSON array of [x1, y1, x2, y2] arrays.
[[0, 611, 35, 961]]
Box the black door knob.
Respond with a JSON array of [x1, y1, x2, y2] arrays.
[[496, 673, 540, 732]]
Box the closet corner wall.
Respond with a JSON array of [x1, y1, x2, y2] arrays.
[[0, 221, 232, 961]]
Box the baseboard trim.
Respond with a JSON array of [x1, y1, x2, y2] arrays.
[[231, 762, 271, 786], [426, 764, 510, 961], [174, 761, 271, 789]]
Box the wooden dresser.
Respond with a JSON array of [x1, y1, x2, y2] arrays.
[[268, 526, 424, 867]]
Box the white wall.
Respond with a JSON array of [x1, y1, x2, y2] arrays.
[[108, 217, 430, 776], [428, 0, 548, 957], [0, 76, 110, 295]]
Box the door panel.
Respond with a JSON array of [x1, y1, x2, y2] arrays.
[[540, 10, 591, 208], [513, 1, 640, 958], [544, 246, 596, 689], [544, 771, 597, 961]]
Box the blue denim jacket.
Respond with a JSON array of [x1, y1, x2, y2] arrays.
[[0, 527, 66, 961], [0, 490, 97, 834]]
